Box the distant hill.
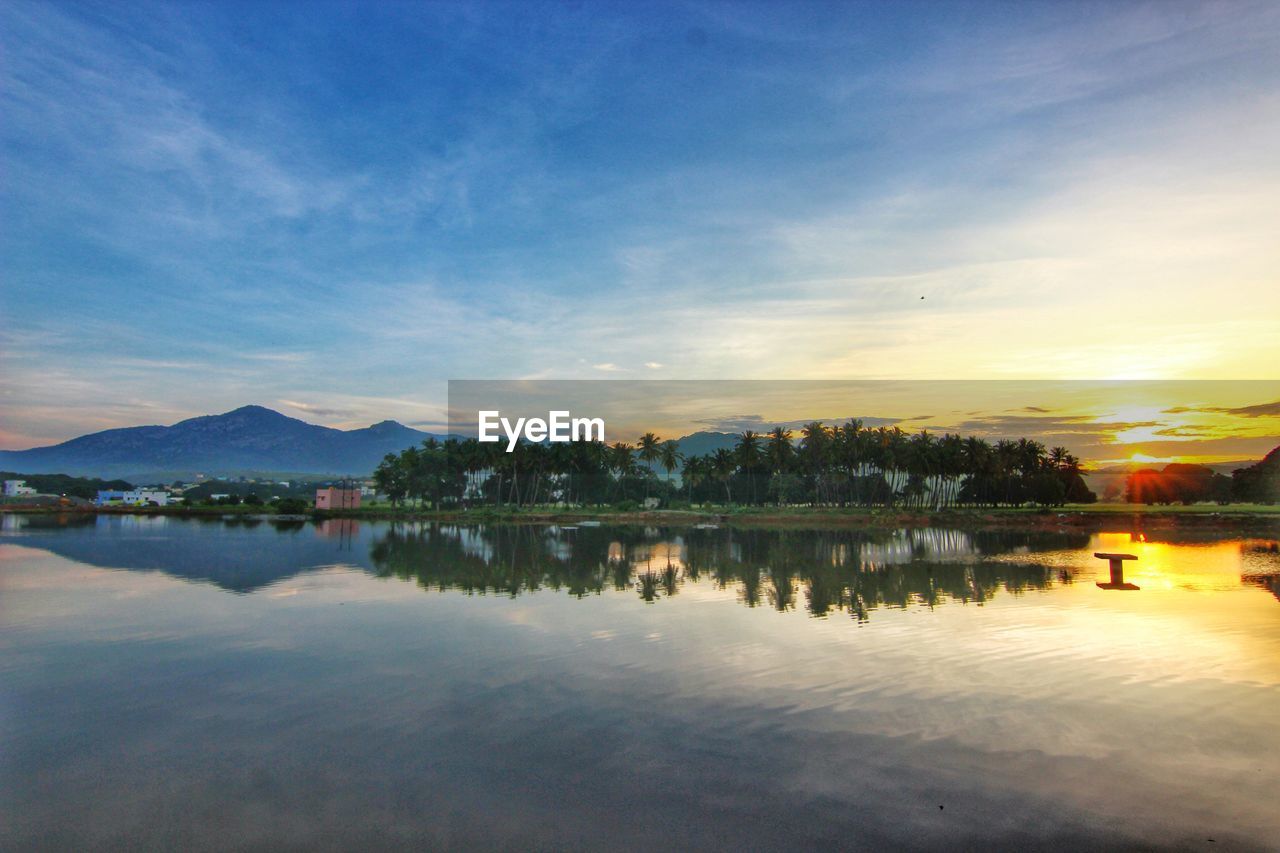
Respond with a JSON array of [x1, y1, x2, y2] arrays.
[[0, 406, 444, 479], [628, 431, 739, 478], [673, 431, 739, 459]]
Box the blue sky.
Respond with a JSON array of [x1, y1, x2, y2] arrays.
[[2, 0, 1279, 446]]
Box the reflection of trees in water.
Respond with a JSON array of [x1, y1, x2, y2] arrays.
[[369, 524, 1091, 620], [1239, 540, 1280, 603], [1244, 574, 1280, 603], [1243, 542, 1280, 604], [1, 512, 98, 531]]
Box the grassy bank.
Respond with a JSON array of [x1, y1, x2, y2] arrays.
[[6, 501, 1278, 533]]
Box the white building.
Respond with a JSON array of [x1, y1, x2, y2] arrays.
[[95, 489, 171, 507], [3, 480, 37, 497]]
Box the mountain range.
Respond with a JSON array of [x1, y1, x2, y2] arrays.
[[0, 406, 743, 482], [0, 406, 443, 480]]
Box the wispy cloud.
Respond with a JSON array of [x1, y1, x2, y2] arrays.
[[278, 400, 356, 419], [1165, 400, 1280, 418], [689, 414, 900, 433], [1, 1, 1278, 443], [952, 414, 1161, 437]]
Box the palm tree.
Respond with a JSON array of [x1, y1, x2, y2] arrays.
[[1016, 437, 1046, 478], [1049, 446, 1069, 469], [994, 440, 1019, 506], [609, 442, 634, 500], [907, 430, 936, 510], [799, 422, 829, 504], [682, 455, 707, 503], [735, 430, 763, 503], [710, 448, 736, 504], [636, 432, 661, 499], [962, 436, 993, 506], [835, 420, 863, 505], [548, 440, 576, 505], [766, 426, 794, 472], [659, 440, 683, 493], [938, 433, 965, 509]]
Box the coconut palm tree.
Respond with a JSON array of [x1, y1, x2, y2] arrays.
[[992, 439, 1018, 505], [735, 430, 763, 503], [834, 420, 863, 505], [682, 455, 708, 503], [766, 426, 794, 472], [938, 433, 965, 509], [659, 439, 683, 493], [636, 432, 661, 499], [710, 448, 736, 504], [609, 442, 634, 500], [799, 422, 829, 504]]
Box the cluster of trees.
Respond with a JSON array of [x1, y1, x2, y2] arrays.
[[372, 421, 1096, 509], [677, 425, 1094, 508], [186, 492, 264, 506], [0, 471, 132, 500], [1230, 447, 1280, 503], [1125, 463, 1232, 505], [181, 480, 317, 503], [183, 492, 310, 513], [1125, 449, 1280, 505]]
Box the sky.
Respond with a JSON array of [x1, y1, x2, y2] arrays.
[[2, 1, 1279, 454], [448, 380, 1280, 465]]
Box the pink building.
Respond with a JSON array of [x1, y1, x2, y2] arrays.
[[315, 488, 362, 510]]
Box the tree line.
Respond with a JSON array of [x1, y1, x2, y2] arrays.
[[1125, 449, 1280, 505], [0, 471, 133, 501], [372, 421, 1097, 510]]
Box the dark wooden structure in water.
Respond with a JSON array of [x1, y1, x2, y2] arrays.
[[1095, 552, 1140, 590]]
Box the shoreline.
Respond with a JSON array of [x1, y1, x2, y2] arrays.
[[5, 503, 1278, 533]]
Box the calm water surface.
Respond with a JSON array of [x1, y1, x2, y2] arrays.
[[2, 514, 1279, 850]]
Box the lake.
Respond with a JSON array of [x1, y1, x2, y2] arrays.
[[2, 514, 1278, 850]]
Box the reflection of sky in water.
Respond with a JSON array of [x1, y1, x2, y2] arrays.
[[2, 517, 1279, 849]]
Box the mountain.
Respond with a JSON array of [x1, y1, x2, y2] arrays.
[[0, 406, 442, 479], [673, 431, 740, 459], [628, 431, 740, 478]]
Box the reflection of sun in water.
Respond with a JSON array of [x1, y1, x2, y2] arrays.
[[1091, 532, 1244, 591]]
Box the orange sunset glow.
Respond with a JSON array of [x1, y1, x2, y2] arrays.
[[452, 380, 1280, 469]]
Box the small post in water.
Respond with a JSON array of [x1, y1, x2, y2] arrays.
[[1094, 552, 1140, 590]]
